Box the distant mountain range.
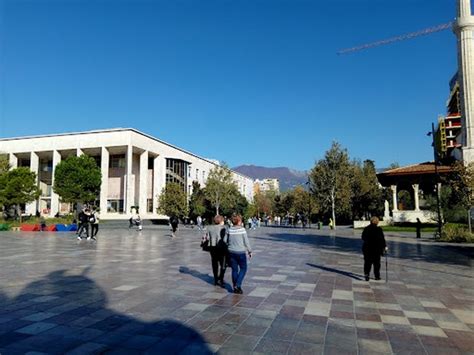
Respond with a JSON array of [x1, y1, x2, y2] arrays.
[[233, 165, 308, 192]]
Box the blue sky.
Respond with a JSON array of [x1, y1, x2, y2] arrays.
[[0, 0, 465, 170]]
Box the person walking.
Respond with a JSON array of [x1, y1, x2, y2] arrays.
[[361, 216, 387, 281], [170, 215, 179, 237], [90, 208, 99, 240], [78, 208, 91, 240], [204, 215, 227, 286], [416, 218, 422, 239], [196, 215, 203, 231], [227, 214, 252, 294]]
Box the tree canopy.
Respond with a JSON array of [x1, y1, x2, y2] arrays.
[[309, 141, 352, 229], [0, 155, 9, 175], [204, 165, 239, 215], [0, 167, 41, 219], [53, 155, 102, 205], [158, 182, 188, 218]]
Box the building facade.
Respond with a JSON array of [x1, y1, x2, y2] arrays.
[[0, 128, 254, 219], [254, 178, 280, 194]]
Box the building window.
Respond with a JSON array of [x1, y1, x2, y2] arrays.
[[107, 199, 124, 213], [147, 199, 153, 213], [109, 155, 126, 169], [39, 159, 52, 172], [18, 158, 30, 167], [92, 156, 101, 167], [196, 168, 199, 180], [165, 158, 189, 192], [202, 171, 205, 181], [148, 157, 154, 169]]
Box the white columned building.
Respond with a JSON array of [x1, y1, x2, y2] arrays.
[[455, 0, 474, 164], [51, 150, 61, 217], [0, 128, 255, 219], [99, 147, 110, 214]]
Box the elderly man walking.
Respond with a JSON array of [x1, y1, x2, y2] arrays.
[[361, 216, 387, 281]]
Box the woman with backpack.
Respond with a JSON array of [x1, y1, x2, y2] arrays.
[[203, 215, 228, 287]]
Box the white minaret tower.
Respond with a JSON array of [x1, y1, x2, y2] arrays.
[[455, 0, 474, 164]]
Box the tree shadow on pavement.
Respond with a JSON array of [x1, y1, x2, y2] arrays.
[[0, 270, 213, 354], [306, 263, 363, 280]]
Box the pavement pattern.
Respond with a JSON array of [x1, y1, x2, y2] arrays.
[[0, 225, 473, 354]]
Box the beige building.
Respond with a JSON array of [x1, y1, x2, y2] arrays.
[[254, 178, 280, 194], [0, 128, 254, 219]]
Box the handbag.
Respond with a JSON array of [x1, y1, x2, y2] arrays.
[[200, 238, 211, 252]]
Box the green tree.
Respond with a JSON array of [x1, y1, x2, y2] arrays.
[[188, 181, 206, 219], [290, 186, 306, 215], [204, 165, 238, 215], [0, 154, 9, 175], [220, 186, 248, 217], [53, 155, 102, 214], [158, 182, 188, 218], [429, 162, 474, 223], [309, 141, 352, 229], [351, 159, 383, 219], [253, 190, 276, 216], [0, 167, 41, 221]]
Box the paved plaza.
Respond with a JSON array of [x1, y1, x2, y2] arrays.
[[0, 225, 473, 354]]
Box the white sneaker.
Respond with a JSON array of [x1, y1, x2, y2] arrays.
[[77, 236, 81, 240], [87, 237, 91, 240]]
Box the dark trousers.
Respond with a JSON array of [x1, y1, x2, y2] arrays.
[[78, 224, 89, 238], [91, 224, 99, 237], [229, 252, 247, 288], [364, 253, 381, 278], [210, 249, 226, 283]]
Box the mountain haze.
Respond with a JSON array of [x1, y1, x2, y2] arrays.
[[233, 165, 308, 192]]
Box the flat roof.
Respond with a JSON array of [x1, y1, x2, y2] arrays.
[[0, 128, 253, 181]]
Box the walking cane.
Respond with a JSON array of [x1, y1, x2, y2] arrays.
[[385, 249, 388, 283]]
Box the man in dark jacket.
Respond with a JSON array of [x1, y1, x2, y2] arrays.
[[170, 215, 179, 238], [361, 216, 387, 281]]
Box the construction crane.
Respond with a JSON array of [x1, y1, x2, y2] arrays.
[[337, 21, 454, 55]]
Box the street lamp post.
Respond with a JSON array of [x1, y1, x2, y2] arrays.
[[428, 122, 443, 237]]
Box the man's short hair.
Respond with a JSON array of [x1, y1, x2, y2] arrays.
[[214, 215, 223, 224]]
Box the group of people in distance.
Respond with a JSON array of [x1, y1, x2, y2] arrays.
[[201, 214, 252, 294], [76, 207, 99, 240]]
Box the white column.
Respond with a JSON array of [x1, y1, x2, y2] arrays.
[[125, 146, 134, 214], [455, 0, 474, 163], [412, 184, 420, 211], [8, 153, 17, 169], [76, 148, 83, 157], [458, 0, 472, 17], [100, 147, 109, 215], [139, 151, 148, 215], [153, 156, 165, 214], [50, 150, 61, 217], [26, 152, 39, 215], [390, 185, 398, 212]]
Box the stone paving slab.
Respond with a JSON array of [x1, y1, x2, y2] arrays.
[[0, 226, 472, 354]]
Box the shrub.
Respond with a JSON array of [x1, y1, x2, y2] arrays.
[[439, 224, 474, 243]]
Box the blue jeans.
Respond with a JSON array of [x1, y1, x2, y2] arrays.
[[229, 252, 247, 288]]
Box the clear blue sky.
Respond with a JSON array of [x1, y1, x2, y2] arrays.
[[0, 0, 465, 170]]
